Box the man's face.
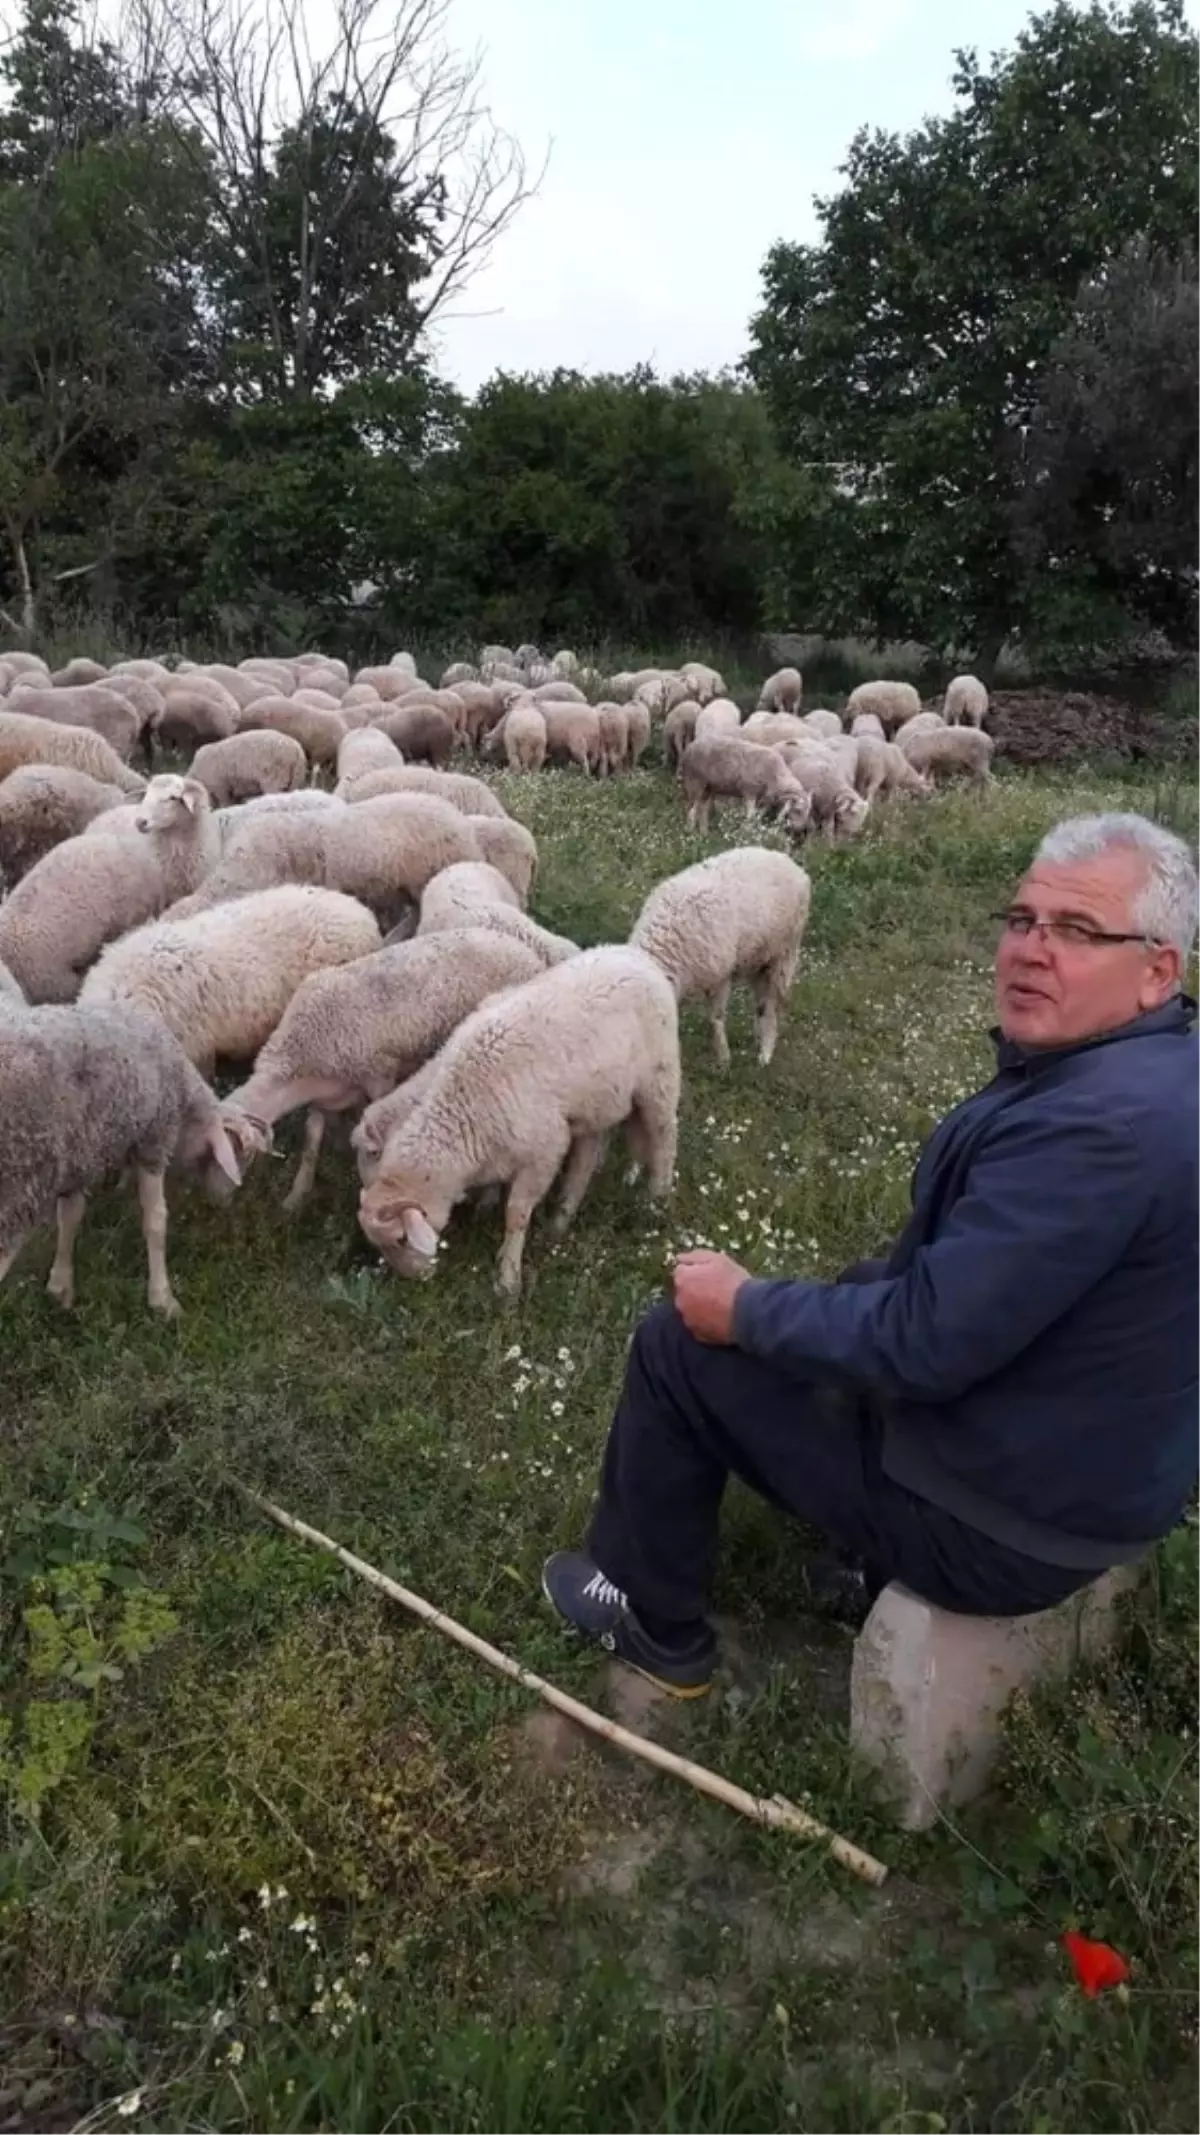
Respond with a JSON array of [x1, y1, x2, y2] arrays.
[[994, 848, 1182, 1049]]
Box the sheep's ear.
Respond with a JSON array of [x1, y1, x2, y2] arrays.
[[180, 779, 206, 815], [400, 1207, 439, 1257], [207, 1120, 243, 1185]]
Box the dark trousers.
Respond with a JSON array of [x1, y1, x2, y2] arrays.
[[587, 1302, 1091, 1622]]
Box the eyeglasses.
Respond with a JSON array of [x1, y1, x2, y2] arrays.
[[992, 911, 1160, 949]]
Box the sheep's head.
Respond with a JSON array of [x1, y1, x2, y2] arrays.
[[136, 773, 208, 834], [357, 1174, 448, 1277], [834, 789, 871, 839], [774, 780, 813, 836]]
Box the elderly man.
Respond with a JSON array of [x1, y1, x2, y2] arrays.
[[543, 811, 1199, 1697]]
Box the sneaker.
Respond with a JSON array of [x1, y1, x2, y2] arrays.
[[541, 1550, 716, 1698], [799, 1553, 879, 1629]]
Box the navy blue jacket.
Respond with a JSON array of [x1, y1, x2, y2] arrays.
[[733, 997, 1198, 1568]]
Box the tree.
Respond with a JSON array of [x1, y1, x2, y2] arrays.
[[1014, 243, 1198, 647], [138, 0, 540, 397], [745, 0, 1199, 660]]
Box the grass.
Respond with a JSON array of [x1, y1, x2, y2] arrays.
[[1, 752, 1196, 2133]]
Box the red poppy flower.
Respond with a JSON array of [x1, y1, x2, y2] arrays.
[[1061, 1931, 1130, 1997]]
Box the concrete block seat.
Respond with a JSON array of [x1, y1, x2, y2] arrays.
[[849, 1568, 1139, 1830]]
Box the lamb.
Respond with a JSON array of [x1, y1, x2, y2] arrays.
[[80, 884, 381, 1072], [236, 695, 346, 767], [844, 680, 922, 733], [9, 685, 141, 759], [357, 945, 680, 1297], [0, 765, 128, 882], [852, 734, 933, 803], [503, 700, 548, 772], [340, 765, 509, 819], [776, 741, 871, 839], [0, 1000, 265, 1317], [850, 712, 886, 740], [943, 674, 989, 728], [694, 698, 743, 743], [0, 773, 224, 1002], [189, 730, 308, 807], [631, 847, 812, 1067], [225, 930, 545, 1210], [596, 702, 630, 776], [680, 736, 812, 836], [798, 709, 843, 740], [0, 710, 146, 795], [371, 702, 455, 766], [757, 666, 803, 715], [663, 699, 702, 771], [895, 725, 995, 782]]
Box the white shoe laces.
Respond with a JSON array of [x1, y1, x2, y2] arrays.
[[583, 1570, 627, 1610]]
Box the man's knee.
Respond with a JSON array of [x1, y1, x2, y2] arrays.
[[630, 1298, 691, 1382]]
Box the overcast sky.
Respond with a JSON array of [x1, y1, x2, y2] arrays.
[[431, 0, 1197, 390]]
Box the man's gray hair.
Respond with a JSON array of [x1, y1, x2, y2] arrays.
[[1035, 812, 1198, 957]]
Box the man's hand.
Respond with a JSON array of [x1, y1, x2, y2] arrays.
[[672, 1249, 751, 1345]]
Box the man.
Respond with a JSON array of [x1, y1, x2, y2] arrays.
[[543, 811, 1199, 1697]]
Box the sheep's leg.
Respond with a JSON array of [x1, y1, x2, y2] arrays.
[[0, 1238, 25, 1286], [550, 1133, 607, 1236], [743, 797, 756, 822], [282, 1107, 328, 1213], [495, 1141, 569, 1298], [706, 979, 732, 1069], [46, 1192, 87, 1308], [136, 1166, 180, 1319], [631, 1094, 677, 1199], [750, 969, 785, 1066]]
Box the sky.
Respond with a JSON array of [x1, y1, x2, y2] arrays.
[[429, 0, 1190, 390]]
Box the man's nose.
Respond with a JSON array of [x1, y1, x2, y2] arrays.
[[1013, 921, 1054, 961]]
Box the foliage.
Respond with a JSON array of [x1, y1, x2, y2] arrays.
[[745, 0, 1199, 659]]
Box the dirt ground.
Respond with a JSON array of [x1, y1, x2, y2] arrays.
[[977, 688, 1193, 765]]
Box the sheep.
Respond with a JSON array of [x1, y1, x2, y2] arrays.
[[335, 727, 404, 786], [663, 699, 702, 771], [596, 702, 630, 776], [440, 662, 479, 689], [550, 650, 580, 681], [188, 663, 274, 711], [391, 687, 468, 739], [625, 698, 651, 768], [538, 701, 602, 774], [189, 730, 308, 808], [339, 765, 509, 819], [453, 681, 507, 749], [0, 710, 145, 795], [0, 957, 25, 1002], [844, 680, 922, 733], [680, 736, 813, 837], [776, 741, 871, 839], [235, 695, 346, 767], [153, 687, 238, 753], [741, 710, 808, 746], [895, 725, 995, 782], [225, 930, 545, 1211], [9, 684, 141, 760], [798, 709, 843, 740], [110, 659, 173, 688], [0, 773, 223, 1003], [850, 711, 886, 740], [513, 643, 542, 670], [390, 652, 419, 678], [357, 945, 680, 1297], [503, 700, 548, 772], [694, 697, 742, 744], [0, 1001, 264, 1317], [101, 673, 164, 736], [0, 765, 128, 881], [372, 702, 455, 767], [354, 665, 420, 702], [895, 711, 946, 742], [471, 814, 537, 901], [631, 847, 813, 1068], [2, 652, 50, 682], [418, 899, 579, 968], [632, 672, 688, 717], [678, 662, 724, 705], [80, 884, 382, 1073], [342, 683, 385, 712], [757, 666, 803, 715], [51, 657, 110, 687], [530, 679, 586, 706], [236, 660, 295, 693], [414, 859, 521, 925], [852, 734, 933, 803], [943, 674, 989, 728], [292, 687, 344, 713], [479, 644, 516, 669]]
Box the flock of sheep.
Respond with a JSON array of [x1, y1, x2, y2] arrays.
[[0, 640, 994, 1317]]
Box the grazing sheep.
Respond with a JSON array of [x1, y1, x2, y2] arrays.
[[694, 698, 743, 743], [550, 650, 580, 681], [852, 734, 933, 802], [798, 709, 843, 740], [0, 957, 25, 1002], [110, 659, 173, 688], [596, 702, 630, 776], [80, 885, 382, 1071], [9, 685, 140, 760], [538, 701, 602, 774], [153, 687, 238, 753], [453, 681, 507, 749], [389, 652, 419, 678], [471, 814, 537, 901], [350, 665, 415, 702], [101, 673, 164, 736], [414, 859, 521, 926], [894, 711, 947, 743], [625, 698, 652, 768], [680, 736, 813, 836], [340, 765, 509, 819], [663, 699, 702, 771], [0, 765, 128, 882], [741, 710, 808, 746], [372, 702, 456, 767], [631, 847, 812, 1067], [844, 680, 922, 733], [51, 658, 110, 687], [419, 900, 579, 967], [358, 945, 680, 1297], [757, 666, 803, 715], [850, 711, 886, 740], [0, 712, 143, 795], [341, 683, 385, 712], [236, 695, 346, 767], [291, 687, 343, 713], [0, 1001, 262, 1317], [226, 930, 544, 1210], [2, 652, 51, 682], [0, 773, 223, 1002], [504, 700, 548, 772], [514, 643, 542, 670], [678, 662, 724, 705], [895, 725, 995, 783], [335, 727, 405, 788], [943, 674, 989, 728], [440, 662, 479, 688], [776, 741, 871, 839], [531, 680, 586, 706], [190, 730, 308, 808], [236, 661, 295, 694]]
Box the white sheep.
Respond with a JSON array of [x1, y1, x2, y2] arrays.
[[0, 773, 222, 1002], [225, 930, 545, 1210], [757, 666, 803, 715], [852, 734, 933, 802], [680, 736, 813, 836], [850, 712, 886, 740], [153, 686, 238, 753], [339, 765, 509, 819], [371, 702, 455, 766], [895, 725, 995, 782], [530, 680, 586, 706], [189, 730, 308, 807], [631, 846, 812, 1068], [798, 709, 843, 740], [51, 657, 110, 687], [504, 700, 548, 772], [9, 684, 141, 760], [80, 884, 382, 1072], [0, 1000, 263, 1317], [0, 710, 145, 795], [624, 698, 651, 768], [776, 741, 871, 839], [844, 680, 922, 733], [663, 699, 702, 772], [693, 698, 743, 743], [357, 945, 680, 1296], [894, 711, 946, 742], [538, 701, 602, 774], [0, 765, 128, 881], [390, 652, 419, 678], [414, 862, 579, 966], [741, 710, 808, 746], [943, 674, 989, 728], [678, 662, 725, 705], [596, 702, 630, 776], [550, 650, 580, 681], [235, 695, 346, 767]]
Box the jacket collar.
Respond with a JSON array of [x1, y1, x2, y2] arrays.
[[991, 993, 1196, 1075]]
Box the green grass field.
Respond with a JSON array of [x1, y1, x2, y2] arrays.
[[1, 757, 1196, 2132]]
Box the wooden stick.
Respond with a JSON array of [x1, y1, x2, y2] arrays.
[[238, 1485, 888, 1888]]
